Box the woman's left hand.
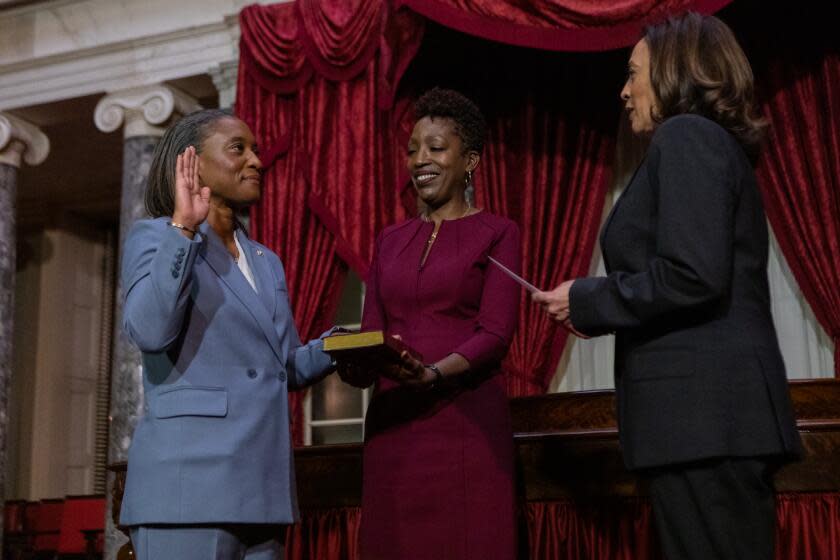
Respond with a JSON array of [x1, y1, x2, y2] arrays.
[[532, 280, 574, 322], [384, 351, 435, 388]]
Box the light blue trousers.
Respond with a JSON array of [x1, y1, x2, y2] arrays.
[[130, 524, 284, 560]]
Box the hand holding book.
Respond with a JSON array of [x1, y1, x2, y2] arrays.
[[382, 336, 429, 387], [324, 330, 432, 388], [336, 360, 377, 388]]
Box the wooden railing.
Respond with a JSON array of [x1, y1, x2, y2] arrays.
[[104, 379, 840, 541]]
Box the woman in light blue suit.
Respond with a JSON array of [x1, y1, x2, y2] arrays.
[[119, 109, 336, 559]]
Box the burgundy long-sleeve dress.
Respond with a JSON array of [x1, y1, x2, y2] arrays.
[[359, 211, 521, 560]]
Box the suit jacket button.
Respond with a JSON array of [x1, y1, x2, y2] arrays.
[[177, 248, 186, 256], [171, 269, 179, 278], [278, 370, 287, 382], [247, 368, 258, 379]]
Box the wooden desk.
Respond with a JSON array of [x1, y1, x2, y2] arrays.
[[294, 379, 840, 508]]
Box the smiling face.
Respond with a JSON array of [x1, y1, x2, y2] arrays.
[[406, 116, 478, 210], [198, 117, 263, 209], [621, 39, 658, 136]]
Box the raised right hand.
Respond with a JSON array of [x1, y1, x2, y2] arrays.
[[171, 146, 210, 230]]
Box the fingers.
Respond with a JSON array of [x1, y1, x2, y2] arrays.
[[531, 282, 573, 323], [186, 146, 196, 193], [550, 309, 570, 322], [191, 146, 201, 190], [540, 305, 569, 323], [176, 152, 184, 187], [177, 146, 198, 194], [383, 360, 425, 385], [400, 353, 425, 376]]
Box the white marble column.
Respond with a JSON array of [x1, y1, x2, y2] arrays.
[[209, 60, 239, 110], [0, 113, 49, 551], [94, 85, 200, 560]]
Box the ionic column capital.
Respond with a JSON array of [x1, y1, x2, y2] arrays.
[[209, 60, 239, 110], [0, 112, 50, 168], [94, 84, 202, 139]]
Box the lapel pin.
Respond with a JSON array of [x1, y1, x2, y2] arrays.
[[256, 250, 263, 256]]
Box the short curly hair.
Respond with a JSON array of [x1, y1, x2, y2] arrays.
[[414, 88, 488, 154]]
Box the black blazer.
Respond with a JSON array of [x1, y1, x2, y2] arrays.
[[570, 114, 802, 470]]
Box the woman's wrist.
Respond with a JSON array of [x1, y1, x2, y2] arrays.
[[425, 364, 444, 388], [168, 220, 197, 238], [169, 214, 201, 238], [170, 213, 201, 231]]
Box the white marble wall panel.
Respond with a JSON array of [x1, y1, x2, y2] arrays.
[[0, 0, 288, 111]]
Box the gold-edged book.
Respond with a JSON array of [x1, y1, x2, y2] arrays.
[[322, 330, 423, 363]]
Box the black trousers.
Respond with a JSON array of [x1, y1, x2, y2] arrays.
[[645, 457, 777, 560]]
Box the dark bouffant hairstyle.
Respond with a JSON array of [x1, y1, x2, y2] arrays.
[[414, 88, 488, 154], [645, 12, 766, 150], [145, 108, 235, 217]]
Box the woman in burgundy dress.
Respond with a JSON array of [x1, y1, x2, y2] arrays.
[[343, 88, 521, 559]]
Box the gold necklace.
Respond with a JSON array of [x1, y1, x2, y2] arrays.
[[424, 202, 472, 254]]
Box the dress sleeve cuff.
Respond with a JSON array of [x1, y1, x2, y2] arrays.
[[452, 331, 507, 371]]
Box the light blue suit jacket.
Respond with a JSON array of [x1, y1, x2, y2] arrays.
[[119, 217, 333, 525]]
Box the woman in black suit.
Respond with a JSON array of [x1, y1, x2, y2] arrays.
[[534, 12, 801, 560]]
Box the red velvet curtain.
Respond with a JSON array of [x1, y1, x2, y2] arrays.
[[526, 498, 659, 559], [236, 76, 347, 442], [476, 82, 617, 395], [278, 494, 840, 559], [237, 0, 736, 412], [389, 22, 623, 394], [238, 0, 424, 277], [292, 2, 425, 277], [395, 0, 732, 51], [236, 1, 840, 558], [237, 1, 424, 442], [526, 493, 840, 560], [285, 507, 362, 560], [238, 0, 840, 425], [775, 492, 840, 559], [237, 0, 732, 415], [755, 51, 840, 377]]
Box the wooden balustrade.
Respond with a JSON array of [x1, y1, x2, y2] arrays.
[[98, 379, 840, 553]]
